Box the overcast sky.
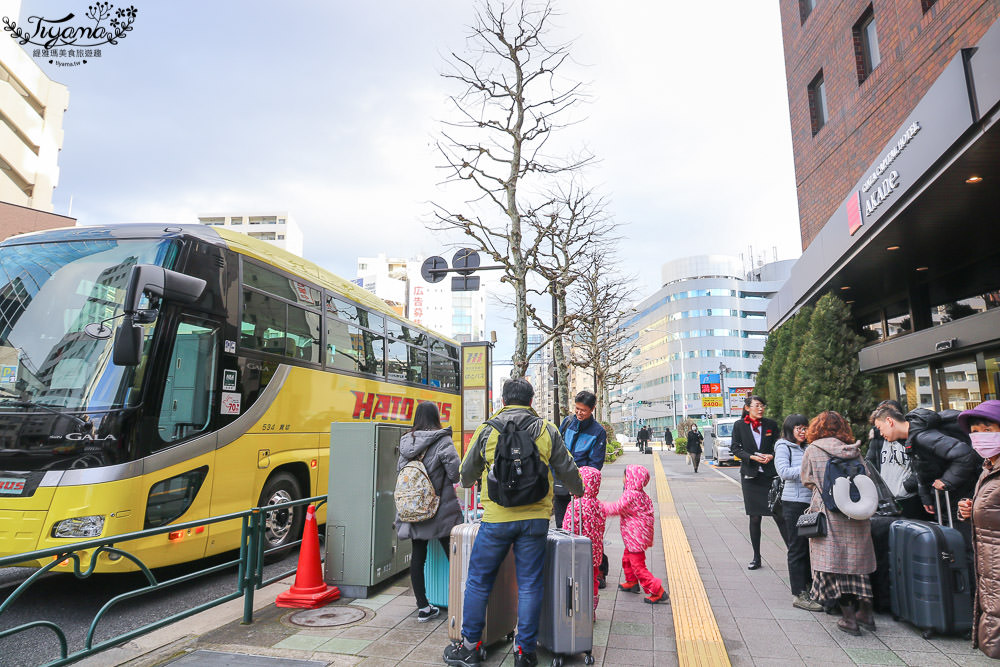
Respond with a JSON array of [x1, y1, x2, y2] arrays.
[[13, 0, 802, 322]]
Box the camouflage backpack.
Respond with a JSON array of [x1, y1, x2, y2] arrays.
[[393, 449, 440, 523]]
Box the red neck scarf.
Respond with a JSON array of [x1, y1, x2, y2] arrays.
[[744, 415, 761, 432]]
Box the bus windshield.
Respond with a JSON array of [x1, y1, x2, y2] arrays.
[[0, 238, 178, 412]]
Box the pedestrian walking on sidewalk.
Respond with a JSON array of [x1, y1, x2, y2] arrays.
[[562, 466, 605, 615], [602, 465, 667, 604], [443, 378, 583, 667], [774, 414, 823, 612], [956, 400, 1000, 659], [686, 427, 703, 472], [664, 428, 673, 450], [395, 402, 462, 623], [800, 411, 876, 636], [731, 395, 790, 570]]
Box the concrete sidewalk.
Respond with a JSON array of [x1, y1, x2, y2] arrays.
[[88, 449, 995, 666]]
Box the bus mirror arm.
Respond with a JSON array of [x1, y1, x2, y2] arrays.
[[113, 265, 207, 366], [122, 265, 207, 316]]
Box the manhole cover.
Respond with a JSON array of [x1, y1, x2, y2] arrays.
[[288, 605, 367, 627]]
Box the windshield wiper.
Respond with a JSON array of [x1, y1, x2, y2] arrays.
[[0, 388, 93, 431]]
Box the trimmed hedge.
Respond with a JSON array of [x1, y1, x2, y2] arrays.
[[674, 437, 688, 455]]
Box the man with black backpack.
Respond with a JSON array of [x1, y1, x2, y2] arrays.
[[444, 378, 583, 667], [873, 405, 981, 553]]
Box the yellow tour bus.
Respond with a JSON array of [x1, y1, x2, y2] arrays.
[[0, 224, 462, 571]]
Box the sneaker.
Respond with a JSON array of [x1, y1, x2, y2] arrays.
[[417, 605, 440, 622], [644, 588, 668, 604], [619, 581, 640, 593], [793, 592, 824, 612], [513, 646, 538, 667], [443, 640, 483, 667]]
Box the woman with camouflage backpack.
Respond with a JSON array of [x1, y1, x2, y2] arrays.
[[396, 402, 463, 622]]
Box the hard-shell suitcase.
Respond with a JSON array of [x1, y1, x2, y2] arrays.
[[424, 539, 450, 608], [889, 489, 973, 638], [538, 500, 595, 666], [447, 488, 518, 648]]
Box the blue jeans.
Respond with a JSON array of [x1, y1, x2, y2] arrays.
[[462, 518, 548, 653]]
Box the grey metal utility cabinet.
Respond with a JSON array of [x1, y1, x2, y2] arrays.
[[325, 422, 412, 598]]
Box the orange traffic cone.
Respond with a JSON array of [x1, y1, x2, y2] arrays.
[[275, 504, 341, 608]]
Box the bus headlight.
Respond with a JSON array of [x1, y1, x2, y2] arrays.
[[52, 515, 105, 538]]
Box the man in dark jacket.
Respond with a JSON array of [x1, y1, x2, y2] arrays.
[[873, 405, 981, 552], [664, 428, 673, 450], [553, 390, 607, 527], [866, 400, 922, 518]]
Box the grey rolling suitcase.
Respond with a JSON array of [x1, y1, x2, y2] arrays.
[[447, 488, 518, 650], [889, 488, 972, 638], [538, 500, 595, 666]]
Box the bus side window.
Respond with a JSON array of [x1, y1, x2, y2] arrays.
[[157, 320, 219, 445]]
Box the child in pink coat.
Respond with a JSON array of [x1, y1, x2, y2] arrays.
[[602, 464, 667, 604], [562, 466, 605, 612]]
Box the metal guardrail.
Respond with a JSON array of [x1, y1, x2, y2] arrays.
[[0, 495, 327, 666]]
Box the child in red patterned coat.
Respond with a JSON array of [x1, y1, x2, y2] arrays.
[[562, 466, 605, 614], [602, 464, 667, 604]]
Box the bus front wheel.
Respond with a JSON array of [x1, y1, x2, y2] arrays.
[[258, 472, 306, 555]]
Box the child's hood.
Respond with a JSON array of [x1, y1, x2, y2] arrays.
[[579, 466, 602, 499], [624, 465, 650, 491]]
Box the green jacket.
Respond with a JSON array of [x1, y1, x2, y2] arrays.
[[460, 405, 584, 522]]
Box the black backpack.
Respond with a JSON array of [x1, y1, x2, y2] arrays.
[[482, 417, 550, 507], [821, 456, 869, 513]]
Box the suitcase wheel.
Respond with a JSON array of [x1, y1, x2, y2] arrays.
[[479, 647, 487, 660], [506, 631, 515, 641], [552, 657, 563, 667], [584, 653, 596, 665], [922, 629, 934, 640]]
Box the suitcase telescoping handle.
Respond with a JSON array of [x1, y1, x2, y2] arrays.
[[934, 487, 953, 529]]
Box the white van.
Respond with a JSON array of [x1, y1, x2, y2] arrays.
[[708, 417, 741, 466]]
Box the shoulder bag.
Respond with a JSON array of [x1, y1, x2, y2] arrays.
[[795, 511, 827, 538]]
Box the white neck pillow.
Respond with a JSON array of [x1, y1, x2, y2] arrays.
[[832, 475, 878, 520]]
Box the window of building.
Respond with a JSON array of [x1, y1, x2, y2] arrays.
[[853, 6, 881, 83], [248, 232, 277, 241], [896, 366, 933, 411], [921, 0, 937, 13], [857, 312, 885, 344], [984, 349, 1000, 401], [807, 70, 828, 135], [230, 217, 243, 225], [799, 0, 815, 24], [931, 291, 999, 326], [885, 301, 912, 338], [935, 358, 980, 411], [199, 217, 224, 226], [248, 216, 278, 225]]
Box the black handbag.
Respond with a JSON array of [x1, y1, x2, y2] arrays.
[[795, 511, 827, 538], [767, 476, 784, 514]]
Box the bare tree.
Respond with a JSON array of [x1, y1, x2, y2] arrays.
[[571, 249, 637, 422], [431, 0, 590, 378], [523, 183, 614, 418]]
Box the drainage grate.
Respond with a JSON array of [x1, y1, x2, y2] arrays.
[[288, 605, 368, 627]]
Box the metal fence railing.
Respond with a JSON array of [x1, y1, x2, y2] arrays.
[[0, 495, 326, 666]]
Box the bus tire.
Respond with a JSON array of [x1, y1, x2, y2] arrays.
[[257, 472, 305, 557]]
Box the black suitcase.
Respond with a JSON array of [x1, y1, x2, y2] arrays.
[[888, 489, 972, 638]]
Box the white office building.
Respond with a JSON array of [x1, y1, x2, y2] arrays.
[[0, 3, 68, 213], [197, 213, 303, 256], [610, 254, 794, 435], [356, 253, 488, 343]]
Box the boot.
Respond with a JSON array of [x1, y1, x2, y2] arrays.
[[837, 600, 861, 636], [856, 599, 876, 631]]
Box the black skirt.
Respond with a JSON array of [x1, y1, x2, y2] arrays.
[[741, 473, 774, 516]]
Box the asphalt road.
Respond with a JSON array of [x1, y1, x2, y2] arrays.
[[0, 546, 300, 667]]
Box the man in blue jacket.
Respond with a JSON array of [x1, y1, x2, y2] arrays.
[[553, 390, 607, 527]]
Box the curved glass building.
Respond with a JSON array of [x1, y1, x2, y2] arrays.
[[611, 255, 794, 435]]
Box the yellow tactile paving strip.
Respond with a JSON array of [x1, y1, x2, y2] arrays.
[[653, 454, 732, 666]]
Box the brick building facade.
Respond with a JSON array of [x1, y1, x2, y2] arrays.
[[780, 0, 1000, 247], [770, 3, 1000, 413]]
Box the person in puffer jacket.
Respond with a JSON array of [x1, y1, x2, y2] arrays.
[[602, 465, 667, 604], [562, 466, 605, 613]]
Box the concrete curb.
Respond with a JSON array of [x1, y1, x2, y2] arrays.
[[75, 575, 294, 667]]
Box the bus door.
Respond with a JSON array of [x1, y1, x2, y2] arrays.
[[140, 312, 223, 563]]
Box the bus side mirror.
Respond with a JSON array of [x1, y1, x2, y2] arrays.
[[121, 265, 207, 316], [113, 315, 143, 366], [113, 265, 207, 366]]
